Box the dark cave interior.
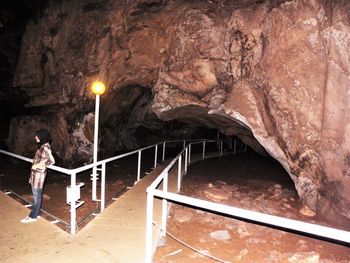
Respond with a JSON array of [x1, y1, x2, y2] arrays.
[[0, 4, 283, 182], [0, 0, 291, 169], [0, 2, 349, 262]]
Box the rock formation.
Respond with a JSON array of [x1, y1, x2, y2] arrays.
[[3, 0, 350, 223]]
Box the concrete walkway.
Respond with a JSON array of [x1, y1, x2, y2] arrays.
[[0, 162, 179, 263]]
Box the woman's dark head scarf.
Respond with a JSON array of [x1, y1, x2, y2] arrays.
[[35, 129, 52, 146]]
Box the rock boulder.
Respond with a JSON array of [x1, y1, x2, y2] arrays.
[[5, 0, 350, 223]]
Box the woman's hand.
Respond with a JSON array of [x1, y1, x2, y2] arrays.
[[32, 163, 45, 170]]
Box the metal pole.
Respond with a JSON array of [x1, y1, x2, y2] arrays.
[[183, 140, 186, 149], [101, 162, 106, 211], [189, 144, 191, 164], [154, 144, 158, 168], [177, 156, 182, 192], [91, 167, 98, 201], [92, 94, 100, 201], [161, 172, 168, 237], [145, 190, 154, 263], [162, 142, 166, 161], [70, 172, 77, 234], [137, 150, 141, 182], [202, 141, 205, 159], [93, 94, 100, 164], [185, 148, 188, 175]]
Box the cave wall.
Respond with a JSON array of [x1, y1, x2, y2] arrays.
[[5, 0, 350, 221]]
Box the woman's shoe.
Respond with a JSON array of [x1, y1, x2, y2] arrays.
[[20, 216, 38, 223]]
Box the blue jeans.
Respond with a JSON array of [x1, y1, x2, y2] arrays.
[[29, 187, 43, 219]]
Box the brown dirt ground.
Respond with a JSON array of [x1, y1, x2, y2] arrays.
[[153, 152, 350, 263]]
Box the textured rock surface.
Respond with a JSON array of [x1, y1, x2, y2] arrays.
[[4, 0, 350, 221]]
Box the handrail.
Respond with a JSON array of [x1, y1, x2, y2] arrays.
[[152, 189, 350, 243], [0, 138, 216, 235], [146, 139, 222, 262], [147, 139, 218, 190], [0, 149, 71, 174], [1, 138, 212, 174], [145, 140, 350, 263], [148, 150, 184, 190], [71, 144, 158, 174]]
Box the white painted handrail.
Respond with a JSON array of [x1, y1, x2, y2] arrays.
[[152, 190, 350, 243], [146, 139, 221, 261], [145, 140, 350, 263], [0, 149, 71, 174], [0, 138, 213, 234]]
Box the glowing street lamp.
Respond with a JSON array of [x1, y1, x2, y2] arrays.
[[91, 81, 106, 201], [91, 81, 106, 96]]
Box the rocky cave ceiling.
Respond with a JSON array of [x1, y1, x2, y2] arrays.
[[0, 0, 349, 225]]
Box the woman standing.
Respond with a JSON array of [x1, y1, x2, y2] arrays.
[[21, 129, 55, 223]]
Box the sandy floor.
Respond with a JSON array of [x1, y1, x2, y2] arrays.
[[153, 152, 349, 263]]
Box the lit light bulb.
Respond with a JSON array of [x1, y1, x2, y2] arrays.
[[91, 81, 106, 95]]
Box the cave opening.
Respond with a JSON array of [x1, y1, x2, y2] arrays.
[[98, 84, 297, 199], [95, 86, 350, 262], [99, 85, 220, 156]]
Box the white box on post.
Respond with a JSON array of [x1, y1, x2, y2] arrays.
[[66, 182, 84, 204]]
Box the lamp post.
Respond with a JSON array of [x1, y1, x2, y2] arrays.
[[91, 81, 106, 201]]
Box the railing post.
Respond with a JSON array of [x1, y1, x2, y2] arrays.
[[137, 150, 141, 182], [154, 144, 158, 168], [220, 140, 223, 156], [145, 189, 154, 263], [185, 148, 188, 175], [202, 141, 206, 159], [91, 166, 98, 201], [101, 162, 106, 211], [189, 144, 191, 164], [183, 140, 186, 149], [177, 156, 182, 192], [234, 139, 237, 154], [162, 142, 166, 161], [161, 172, 168, 237], [70, 172, 77, 235]]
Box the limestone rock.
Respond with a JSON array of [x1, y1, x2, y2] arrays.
[[2, 0, 350, 223], [236, 248, 249, 261], [286, 251, 320, 263], [299, 205, 317, 217], [237, 224, 251, 238], [209, 229, 231, 241], [203, 188, 230, 202], [173, 209, 193, 223]]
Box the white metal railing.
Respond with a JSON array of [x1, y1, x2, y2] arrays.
[[145, 141, 350, 263], [0, 149, 80, 232], [146, 139, 225, 261], [0, 138, 216, 234]]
